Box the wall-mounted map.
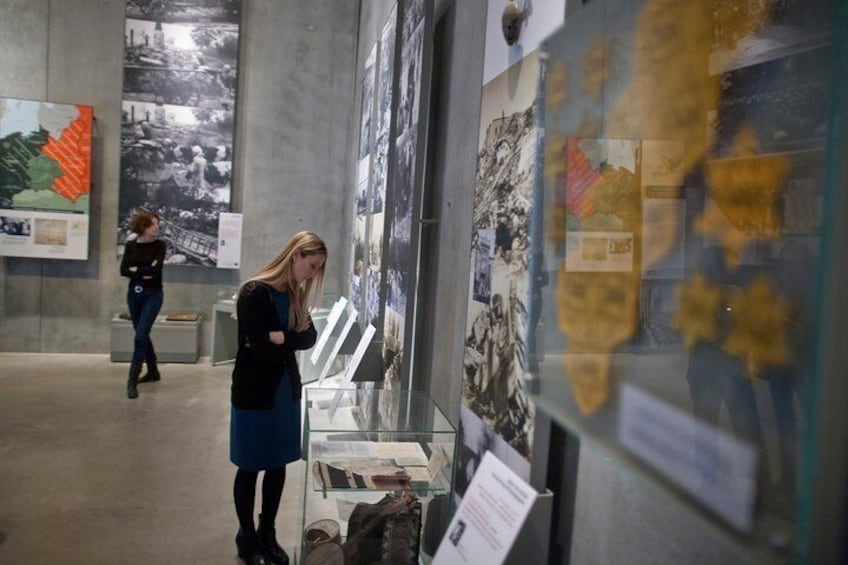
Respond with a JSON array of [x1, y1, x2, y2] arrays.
[[0, 97, 93, 260]]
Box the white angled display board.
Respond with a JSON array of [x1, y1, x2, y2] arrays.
[[310, 296, 348, 365]]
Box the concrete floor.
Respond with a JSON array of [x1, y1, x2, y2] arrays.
[[0, 353, 306, 565]]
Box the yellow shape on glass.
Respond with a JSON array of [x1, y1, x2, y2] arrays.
[[705, 125, 790, 239], [583, 38, 609, 100], [723, 275, 792, 377], [672, 272, 722, 348], [563, 353, 611, 416], [694, 198, 755, 268], [547, 60, 569, 108]]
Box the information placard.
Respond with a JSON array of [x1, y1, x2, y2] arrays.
[[317, 305, 357, 385], [433, 451, 536, 565], [310, 296, 348, 364], [216, 212, 242, 269]]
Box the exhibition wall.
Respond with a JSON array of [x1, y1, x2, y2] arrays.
[[0, 0, 356, 353]]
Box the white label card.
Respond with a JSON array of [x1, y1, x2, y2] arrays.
[[433, 451, 536, 565], [310, 296, 348, 364], [317, 305, 357, 386]]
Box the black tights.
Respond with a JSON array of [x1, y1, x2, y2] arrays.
[[233, 466, 287, 534]]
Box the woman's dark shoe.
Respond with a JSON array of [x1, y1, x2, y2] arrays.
[[138, 354, 160, 383], [258, 514, 289, 565], [236, 529, 271, 565], [127, 362, 142, 399]]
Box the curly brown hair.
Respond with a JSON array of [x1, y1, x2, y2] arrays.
[[129, 211, 159, 234]]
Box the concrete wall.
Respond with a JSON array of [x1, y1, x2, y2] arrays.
[[0, 0, 357, 354]]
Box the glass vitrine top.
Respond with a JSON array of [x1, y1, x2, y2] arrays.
[[305, 387, 455, 435]]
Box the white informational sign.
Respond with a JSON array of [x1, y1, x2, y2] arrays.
[[311, 296, 349, 364], [0, 209, 89, 260], [216, 212, 243, 269], [317, 305, 358, 385], [433, 451, 537, 565], [329, 323, 376, 420], [618, 384, 758, 532]]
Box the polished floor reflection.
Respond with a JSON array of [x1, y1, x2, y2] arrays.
[[0, 353, 305, 565]]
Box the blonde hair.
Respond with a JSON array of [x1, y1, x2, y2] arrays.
[[246, 231, 327, 331]]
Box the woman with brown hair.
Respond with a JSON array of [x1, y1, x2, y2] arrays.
[[119, 210, 166, 400], [230, 231, 327, 565]]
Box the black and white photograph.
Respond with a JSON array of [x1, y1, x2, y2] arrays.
[[449, 519, 466, 546], [357, 46, 377, 162], [349, 44, 377, 316], [473, 229, 494, 304], [123, 67, 235, 111], [455, 405, 530, 500], [125, 19, 239, 74], [117, 101, 233, 265], [712, 44, 830, 157], [395, 8, 424, 138], [382, 307, 404, 389], [369, 213, 384, 273], [368, 5, 397, 269], [381, 0, 428, 388], [462, 51, 541, 461], [366, 268, 382, 327], [351, 216, 367, 313], [126, 0, 240, 24], [0, 216, 31, 237], [118, 1, 240, 267]]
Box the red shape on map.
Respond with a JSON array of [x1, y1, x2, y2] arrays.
[[41, 105, 92, 202], [566, 137, 599, 219]]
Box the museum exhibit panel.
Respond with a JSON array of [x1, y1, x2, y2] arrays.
[[0, 97, 93, 260], [529, 0, 848, 562], [300, 387, 456, 564]]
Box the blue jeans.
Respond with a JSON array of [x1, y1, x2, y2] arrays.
[[127, 286, 163, 365]]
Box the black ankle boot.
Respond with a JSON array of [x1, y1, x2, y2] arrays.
[[236, 529, 271, 565], [138, 356, 160, 383], [257, 514, 289, 565], [127, 362, 142, 399]]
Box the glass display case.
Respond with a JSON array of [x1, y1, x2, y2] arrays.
[[530, 0, 846, 561], [300, 387, 456, 564]]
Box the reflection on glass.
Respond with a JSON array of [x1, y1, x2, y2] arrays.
[[535, 0, 836, 554]]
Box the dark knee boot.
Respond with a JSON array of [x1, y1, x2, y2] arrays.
[[138, 354, 161, 383], [257, 514, 289, 565], [236, 528, 271, 565], [127, 362, 142, 399]]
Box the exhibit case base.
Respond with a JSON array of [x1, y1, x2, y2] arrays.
[[110, 314, 201, 363], [300, 387, 456, 564]]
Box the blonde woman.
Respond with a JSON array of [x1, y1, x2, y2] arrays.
[[230, 231, 327, 565]]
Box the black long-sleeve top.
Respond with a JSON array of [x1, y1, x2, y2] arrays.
[[231, 281, 317, 409], [120, 239, 166, 289]]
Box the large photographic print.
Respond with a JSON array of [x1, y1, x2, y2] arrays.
[[382, 0, 426, 389], [461, 51, 541, 466], [365, 5, 398, 329], [118, 0, 240, 267], [351, 45, 378, 315]]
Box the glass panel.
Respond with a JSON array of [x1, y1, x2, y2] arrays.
[[534, 0, 840, 558], [301, 387, 456, 562]]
